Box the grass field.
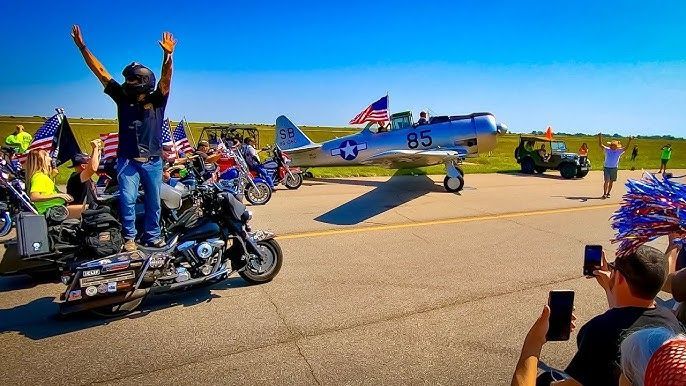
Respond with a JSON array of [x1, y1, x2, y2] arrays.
[[1, 115, 684, 182]]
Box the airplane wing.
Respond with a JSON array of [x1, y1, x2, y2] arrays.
[[361, 147, 468, 169]]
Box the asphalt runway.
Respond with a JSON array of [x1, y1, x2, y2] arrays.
[[0, 169, 680, 385]]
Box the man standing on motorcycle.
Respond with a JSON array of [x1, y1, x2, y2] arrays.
[[71, 25, 177, 251]]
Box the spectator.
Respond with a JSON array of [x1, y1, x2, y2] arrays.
[[658, 144, 672, 174], [66, 139, 102, 206], [512, 245, 683, 386], [578, 143, 589, 157], [598, 134, 634, 198], [631, 145, 639, 162], [619, 327, 686, 386], [660, 235, 686, 323], [25, 149, 82, 219], [4, 125, 33, 153]]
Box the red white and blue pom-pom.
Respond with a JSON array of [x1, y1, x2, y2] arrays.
[[611, 173, 686, 256]]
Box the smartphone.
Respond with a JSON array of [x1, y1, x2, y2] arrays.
[[584, 245, 603, 277], [546, 290, 574, 341]]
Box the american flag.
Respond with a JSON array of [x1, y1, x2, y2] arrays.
[[100, 132, 119, 160], [349, 95, 389, 124], [17, 113, 62, 163], [173, 120, 193, 154], [161, 119, 178, 160]]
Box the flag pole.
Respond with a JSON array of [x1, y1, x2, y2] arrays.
[[184, 116, 196, 147], [165, 118, 177, 153], [52, 107, 65, 160]]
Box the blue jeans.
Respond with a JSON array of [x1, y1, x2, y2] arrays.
[[117, 157, 163, 242]]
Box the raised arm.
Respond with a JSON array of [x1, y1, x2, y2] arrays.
[[157, 32, 176, 96], [597, 133, 607, 149], [80, 139, 102, 183], [71, 25, 112, 87], [625, 136, 634, 150]]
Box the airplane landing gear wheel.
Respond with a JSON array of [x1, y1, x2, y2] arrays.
[[443, 175, 464, 193]]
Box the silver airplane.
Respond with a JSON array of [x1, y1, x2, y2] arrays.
[[275, 111, 505, 192]]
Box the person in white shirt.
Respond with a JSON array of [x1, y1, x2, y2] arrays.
[[598, 134, 633, 198]]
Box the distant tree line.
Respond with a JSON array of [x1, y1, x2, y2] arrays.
[[528, 130, 683, 140]]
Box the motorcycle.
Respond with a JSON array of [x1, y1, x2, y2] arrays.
[[259, 144, 303, 190], [58, 183, 283, 317], [217, 148, 272, 205], [0, 147, 31, 237]]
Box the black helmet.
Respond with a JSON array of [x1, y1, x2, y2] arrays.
[[122, 62, 156, 95]]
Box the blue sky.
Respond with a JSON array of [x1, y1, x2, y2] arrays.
[[1, 0, 685, 135]]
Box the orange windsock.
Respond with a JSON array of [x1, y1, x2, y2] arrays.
[[545, 126, 554, 140]]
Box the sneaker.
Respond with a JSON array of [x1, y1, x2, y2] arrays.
[[123, 239, 137, 252], [145, 238, 166, 248]]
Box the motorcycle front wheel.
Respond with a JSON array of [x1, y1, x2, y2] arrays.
[[284, 173, 303, 189], [0, 211, 12, 238], [245, 182, 272, 205], [239, 239, 283, 284]]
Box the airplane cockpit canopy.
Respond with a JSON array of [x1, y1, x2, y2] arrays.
[[390, 111, 413, 131]]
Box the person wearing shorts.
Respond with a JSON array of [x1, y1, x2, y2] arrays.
[[598, 134, 633, 198]]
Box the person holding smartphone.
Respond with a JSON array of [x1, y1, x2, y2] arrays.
[[512, 245, 684, 386]]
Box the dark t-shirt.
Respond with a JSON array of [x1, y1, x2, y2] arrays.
[[66, 171, 98, 205], [104, 79, 168, 159], [565, 306, 684, 386]]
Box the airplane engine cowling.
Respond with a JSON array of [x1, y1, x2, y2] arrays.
[[473, 114, 498, 154]]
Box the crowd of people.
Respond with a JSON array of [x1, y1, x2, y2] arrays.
[[512, 240, 686, 385]]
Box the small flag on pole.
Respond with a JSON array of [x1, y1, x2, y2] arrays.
[[349, 96, 389, 125], [17, 113, 62, 163], [545, 126, 554, 140], [173, 120, 193, 154]]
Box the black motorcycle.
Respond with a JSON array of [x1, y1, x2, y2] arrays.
[[0, 146, 30, 237], [58, 183, 283, 317]]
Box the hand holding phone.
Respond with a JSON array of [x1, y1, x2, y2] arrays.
[[546, 290, 575, 341], [584, 245, 603, 277]]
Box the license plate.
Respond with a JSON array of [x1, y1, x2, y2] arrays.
[[80, 270, 135, 287]]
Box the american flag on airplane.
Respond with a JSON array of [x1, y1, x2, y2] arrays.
[[349, 95, 389, 125], [17, 113, 62, 163], [173, 120, 193, 154], [99, 132, 119, 159]]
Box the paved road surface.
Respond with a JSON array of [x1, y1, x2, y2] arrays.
[[0, 170, 679, 385]]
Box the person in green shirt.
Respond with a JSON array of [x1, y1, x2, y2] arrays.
[[25, 149, 84, 219], [659, 144, 672, 174], [4, 125, 33, 153]]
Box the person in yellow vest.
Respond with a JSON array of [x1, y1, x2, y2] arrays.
[[658, 144, 672, 174], [4, 125, 33, 153]]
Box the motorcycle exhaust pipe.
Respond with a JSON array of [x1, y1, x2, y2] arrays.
[[58, 288, 149, 316]]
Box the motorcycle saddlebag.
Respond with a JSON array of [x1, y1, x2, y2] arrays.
[[16, 212, 50, 258], [79, 208, 123, 258]]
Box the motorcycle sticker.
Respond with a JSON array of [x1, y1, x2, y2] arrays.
[[67, 290, 82, 301], [85, 286, 98, 297], [97, 284, 108, 294], [102, 261, 130, 272], [83, 269, 100, 277], [107, 282, 117, 293]]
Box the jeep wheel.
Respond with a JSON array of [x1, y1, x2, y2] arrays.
[[534, 166, 547, 174], [576, 169, 589, 178], [560, 163, 577, 179], [521, 158, 535, 174]]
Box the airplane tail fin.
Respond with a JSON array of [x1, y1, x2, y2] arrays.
[[275, 115, 317, 151]]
